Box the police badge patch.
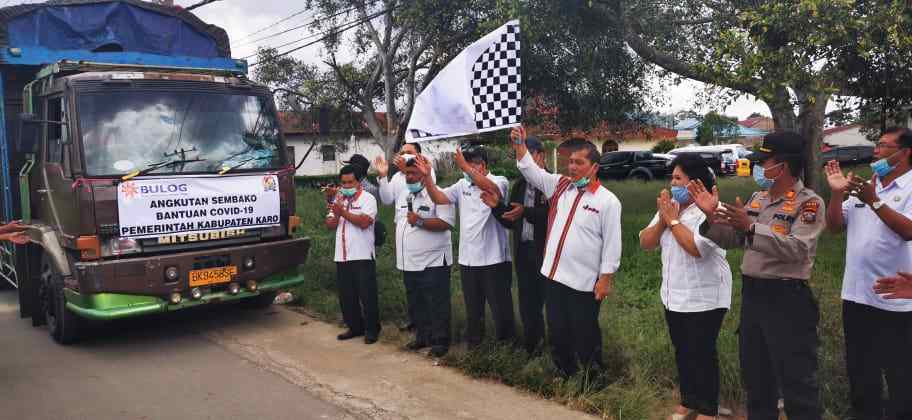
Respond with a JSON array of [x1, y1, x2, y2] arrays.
[[800, 200, 820, 224]]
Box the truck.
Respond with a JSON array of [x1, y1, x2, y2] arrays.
[[0, 0, 309, 344]]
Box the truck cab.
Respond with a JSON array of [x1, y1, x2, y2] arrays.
[[0, 1, 309, 344]]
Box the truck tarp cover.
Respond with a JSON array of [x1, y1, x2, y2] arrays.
[[0, 0, 230, 58]]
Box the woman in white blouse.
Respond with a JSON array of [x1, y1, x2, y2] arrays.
[[639, 153, 732, 420]]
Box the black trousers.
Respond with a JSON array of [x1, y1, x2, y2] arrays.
[[546, 280, 602, 376], [740, 276, 821, 420], [665, 308, 727, 417], [402, 271, 418, 326], [516, 241, 547, 351], [335, 260, 380, 336], [460, 263, 516, 344], [843, 300, 912, 420], [404, 266, 452, 346]]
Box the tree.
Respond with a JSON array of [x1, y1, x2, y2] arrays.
[[255, 0, 651, 159], [255, 0, 491, 159], [652, 139, 677, 153], [596, 0, 912, 190], [695, 112, 739, 146]]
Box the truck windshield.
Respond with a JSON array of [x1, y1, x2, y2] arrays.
[[78, 91, 284, 176]]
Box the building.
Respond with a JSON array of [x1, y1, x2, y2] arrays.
[[674, 117, 769, 146], [822, 124, 873, 150], [279, 111, 458, 177]]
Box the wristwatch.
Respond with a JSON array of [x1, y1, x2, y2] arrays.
[[669, 219, 681, 227], [415, 217, 425, 228], [871, 200, 885, 211]]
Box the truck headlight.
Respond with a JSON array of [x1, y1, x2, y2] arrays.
[[103, 237, 142, 257]]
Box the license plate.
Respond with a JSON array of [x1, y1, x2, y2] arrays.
[[189, 266, 238, 287]]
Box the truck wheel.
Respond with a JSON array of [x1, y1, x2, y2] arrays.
[[40, 255, 82, 345], [240, 291, 277, 310]]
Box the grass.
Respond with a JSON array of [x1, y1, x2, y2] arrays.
[[290, 168, 867, 419]]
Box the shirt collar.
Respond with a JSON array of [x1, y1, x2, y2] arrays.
[[768, 180, 803, 204], [584, 178, 601, 194], [880, 168, 912, 191]]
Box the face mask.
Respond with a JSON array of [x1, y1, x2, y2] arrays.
[[574, 177, 590, 189], [753, 162, 783, 190], [671, 185, 690, 203], [340, 187, 357, 197], [871, 149, 902, 178], [463, 172, 473, 184], [406, 182, 424, 193]]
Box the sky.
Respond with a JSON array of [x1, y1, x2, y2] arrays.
[[3, 0, 771, 120]]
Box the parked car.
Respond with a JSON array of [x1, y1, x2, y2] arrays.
[[598, 151, 670, 181], [821, 145, 875, 166]]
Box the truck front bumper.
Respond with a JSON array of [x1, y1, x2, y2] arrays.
[[66, 237, 310, 320], [64, 274, 304, 320]]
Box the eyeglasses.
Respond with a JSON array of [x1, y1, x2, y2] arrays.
[[875, 143, 901, 150]]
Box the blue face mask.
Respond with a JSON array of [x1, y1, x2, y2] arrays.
[[574, 177, 590, 189], [463, 172, 473, 184], [406, 182, 424, 193], [871, 150, 901, 178], [340, 187, 357, 197], [671, 185, 690, 203], [753, 162, 782, 190]]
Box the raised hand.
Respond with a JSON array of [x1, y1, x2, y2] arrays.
[[657, 189, 679, 226], [413, 155, 432, 177], [454, 148, 471, 172], [716, 196, 752, 232], [848, 173, 878, 205], [510, 126, 528, 158], [825, 160, 851, 193], [373, 155, 389, 179], [480, 190, 499, 208], [687, 180, 719, 218]]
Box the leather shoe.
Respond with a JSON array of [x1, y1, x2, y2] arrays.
[[364, 335, 378, 344], [429, 345, 449, 357], [398, 322, 415, 332], [405, 340, 429, 351], [337, 330, 363, 341]]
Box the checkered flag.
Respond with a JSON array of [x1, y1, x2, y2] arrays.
[[405, 20, 522, 143], [471, 23, 521, 130]]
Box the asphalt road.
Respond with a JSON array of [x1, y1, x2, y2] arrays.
[[0, 289, 353, 420]]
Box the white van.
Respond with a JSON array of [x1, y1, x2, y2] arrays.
[[669, 144, 750, 175]]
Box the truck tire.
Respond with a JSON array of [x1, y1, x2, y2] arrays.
[[40, 254, 82, 345], [240, 291, 277, 310]]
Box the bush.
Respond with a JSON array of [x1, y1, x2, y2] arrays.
[[651, 139, 676, 154]]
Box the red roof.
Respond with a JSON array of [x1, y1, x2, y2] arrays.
[[278, 111, 385, 136], [738, 116, 775, 129], [823, 124, 861, 136]]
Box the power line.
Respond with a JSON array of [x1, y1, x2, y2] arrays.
[[185, 0, 222, 11], [242, 13, 366, 60], [249, 6, 392, 68], [235, 5, 357, 49], [235, 8, 313, 42]]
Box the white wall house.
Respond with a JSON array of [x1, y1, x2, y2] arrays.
[[279, 111, 458, 177], [285, 134, 459, 177], [823, 124, 873, 148]]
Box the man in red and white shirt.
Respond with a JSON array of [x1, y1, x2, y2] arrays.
[[325, 165, 380, 344], [511, 126, 622, 376]]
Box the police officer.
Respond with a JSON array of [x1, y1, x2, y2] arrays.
[[688, 131, 825, 420]]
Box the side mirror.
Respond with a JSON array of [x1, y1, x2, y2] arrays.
[[17, 113, 40, 154]]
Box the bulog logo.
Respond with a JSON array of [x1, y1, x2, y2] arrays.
[[120, 181, 189, 201]]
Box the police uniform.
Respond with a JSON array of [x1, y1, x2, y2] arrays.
[[701, 135, 825, 420]]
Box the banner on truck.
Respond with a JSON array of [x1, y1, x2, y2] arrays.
[[117, 175, 281, 239]]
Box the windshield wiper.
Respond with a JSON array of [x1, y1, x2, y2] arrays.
[[122, 158, 207, 181], [217, 155, 274, 175]]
